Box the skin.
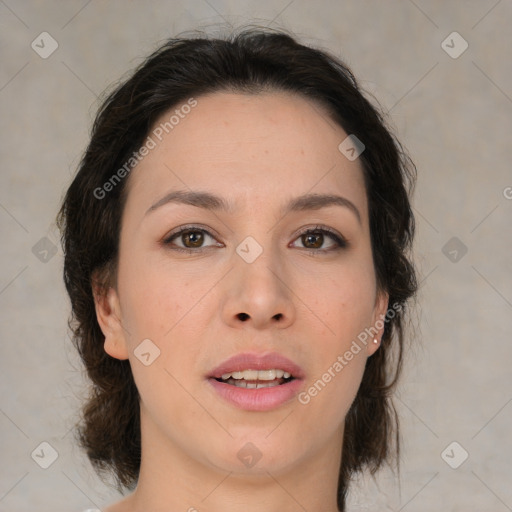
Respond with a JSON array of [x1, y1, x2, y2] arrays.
[[94, 91, 388, 512]]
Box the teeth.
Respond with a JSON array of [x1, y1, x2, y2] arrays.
[[220, 369, 291, 381], [233, 380, 281, 389]]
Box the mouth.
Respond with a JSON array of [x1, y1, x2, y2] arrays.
[[207, 352, 304, 411]]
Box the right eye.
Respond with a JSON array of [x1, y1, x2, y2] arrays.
[[163, 226, 223, 253]]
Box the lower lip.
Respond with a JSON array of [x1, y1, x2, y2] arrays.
[[208, 378, 303, 411]]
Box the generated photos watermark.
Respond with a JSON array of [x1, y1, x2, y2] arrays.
[[298, 302, 403, 405], [93, 97, 198, 200]]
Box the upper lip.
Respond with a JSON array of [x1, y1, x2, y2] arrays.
[[209, 352, 305, 380]]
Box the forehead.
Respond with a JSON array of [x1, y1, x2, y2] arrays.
[[124, 91, 367, 218]]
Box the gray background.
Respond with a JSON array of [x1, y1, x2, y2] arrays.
[[1, 1, 511, 511]]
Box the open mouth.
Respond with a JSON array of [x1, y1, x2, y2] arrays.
[[214, 369, 296, 389], [208, 353, 304, 410]]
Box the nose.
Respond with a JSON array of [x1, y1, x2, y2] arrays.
[[220, 248, 296, 330]]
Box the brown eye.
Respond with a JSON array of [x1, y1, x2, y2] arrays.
[[182, 230, 204, 248], [301, 232, 324, 249], [163, 226, 222, 253], [291, 226, 347, 252]]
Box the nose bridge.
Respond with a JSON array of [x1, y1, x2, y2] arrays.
[[239, 240, 282, 291]]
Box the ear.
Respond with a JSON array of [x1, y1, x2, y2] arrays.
[[92, 276, 129, 361], [366, 290, 389, 356]]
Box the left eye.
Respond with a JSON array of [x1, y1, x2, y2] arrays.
[[290, 228, 346, 251]]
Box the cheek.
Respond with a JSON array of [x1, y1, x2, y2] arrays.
[[118, 252, 208, 340], [117, 264, 206, 419], [117, 254, 217, 387], [313, 262, 378, 339], [296, 341, 368, 448], [295, 261, 376, 420]]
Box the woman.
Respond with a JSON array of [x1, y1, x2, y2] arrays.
[[58, 26, 417, 512]]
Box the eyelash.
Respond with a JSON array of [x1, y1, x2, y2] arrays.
[[162, 224, 348, 255]]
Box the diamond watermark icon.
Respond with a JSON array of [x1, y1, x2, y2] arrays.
[[134, 338, 160, 366], [32, 236, 58, 263], [31, 32, 59, 59], [338, 135, 365, 161], [441, 32, 468, 59], [237, 442, 263, 468], [31, 441, 59, 469], [236, 236, 263, 264], [442, 236, 468, 263], [441, 441, 469, 469]]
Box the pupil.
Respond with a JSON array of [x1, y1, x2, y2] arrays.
[[185, 231, 203, 247], [304, 233, 322, 248]]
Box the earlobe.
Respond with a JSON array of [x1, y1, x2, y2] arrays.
[[92, 281, 129, 361], [368, 291, 389, 356]]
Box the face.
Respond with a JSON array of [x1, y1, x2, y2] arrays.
[[95, 91, 388, 479]]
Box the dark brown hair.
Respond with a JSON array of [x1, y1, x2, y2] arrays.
[[57, 26, 417, 511]]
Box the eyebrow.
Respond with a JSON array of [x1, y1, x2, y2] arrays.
[[145, 189, 361, 224]]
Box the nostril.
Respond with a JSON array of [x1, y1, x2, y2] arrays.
[[237, 312, 250, 321], [273, 313, 283, 321]]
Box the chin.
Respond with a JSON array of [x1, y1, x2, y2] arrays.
[[205, 431, 304, 476]]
